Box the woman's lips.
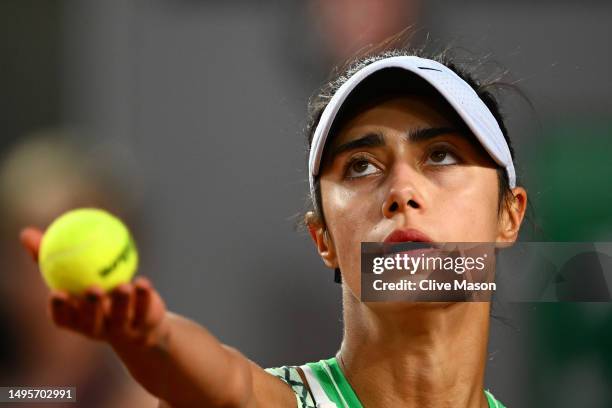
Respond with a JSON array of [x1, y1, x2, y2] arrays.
[[382, 228, 436, 257], [383, 228, 433, 243]]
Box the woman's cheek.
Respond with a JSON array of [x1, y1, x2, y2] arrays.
[[334, 187, 368, 247], [436, 183, 499, 242], [323, 183, 376, 293], [325, 180, 378, 230]]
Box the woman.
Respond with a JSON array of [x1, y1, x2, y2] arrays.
[[20, 47, 527, 407]]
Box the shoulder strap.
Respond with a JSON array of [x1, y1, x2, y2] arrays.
[[299, 364, 337, 407], [302, 358, 363, 408]]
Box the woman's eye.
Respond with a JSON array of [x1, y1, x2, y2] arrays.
[[346, 159, 380, 178], [426, 149, 458, 166]]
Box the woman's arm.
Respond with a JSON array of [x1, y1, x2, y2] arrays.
[[111, 312, 295, 407], [20, 227, 295, 408]]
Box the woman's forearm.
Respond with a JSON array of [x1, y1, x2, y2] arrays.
[[111, 312, 254, 408]]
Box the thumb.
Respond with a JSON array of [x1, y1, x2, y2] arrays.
[[19, 227, 44, 262]]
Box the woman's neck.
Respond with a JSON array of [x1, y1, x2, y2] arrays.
[[338, 290, 491, 408]]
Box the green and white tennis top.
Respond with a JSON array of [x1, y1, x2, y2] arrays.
[[265, 357, 506, 408]]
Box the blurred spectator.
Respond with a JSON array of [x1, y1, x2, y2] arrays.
[[309, 0, 422, 63]]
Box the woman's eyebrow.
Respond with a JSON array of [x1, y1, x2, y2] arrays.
[[406, 127, 463, 143], [326, 127, 468, 163], [328, 132, 385, 160]]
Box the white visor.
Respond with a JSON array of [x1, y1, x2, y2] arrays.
[[308, 55, 516, 200]]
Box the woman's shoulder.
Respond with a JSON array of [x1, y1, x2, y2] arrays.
[[265, 357, 356, 408], [264, 364, 317, 408], [266, 361, 507, 408]]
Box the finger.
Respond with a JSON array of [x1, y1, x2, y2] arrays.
[[108, 284, 134, 335], [132, 277, 165, 330], [49, 291, 77, 329], [132, 277, 152, 328], [79, 286, 106, 338], [19, 227, 44, 262]]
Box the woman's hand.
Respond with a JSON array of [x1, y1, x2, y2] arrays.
[[19, 227, 296, 407], [19, 227, 168, 348]]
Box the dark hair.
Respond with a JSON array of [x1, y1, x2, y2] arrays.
[[303, 46, 523, 284]]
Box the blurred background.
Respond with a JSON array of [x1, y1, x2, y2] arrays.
[[0, 0, 611, 407]]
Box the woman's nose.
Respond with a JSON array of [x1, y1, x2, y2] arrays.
[[382, 167, 423, 219]]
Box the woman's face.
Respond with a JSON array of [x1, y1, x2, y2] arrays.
[[312, 96, 526, 295]]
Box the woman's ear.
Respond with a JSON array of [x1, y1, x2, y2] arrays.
[[304, 211, 338, 269], [497, 187, 528, 243]]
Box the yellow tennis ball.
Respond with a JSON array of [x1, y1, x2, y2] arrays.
[[39, 208, 139, 294]]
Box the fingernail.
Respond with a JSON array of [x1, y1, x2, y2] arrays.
[[112, 290, 128, 302]]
